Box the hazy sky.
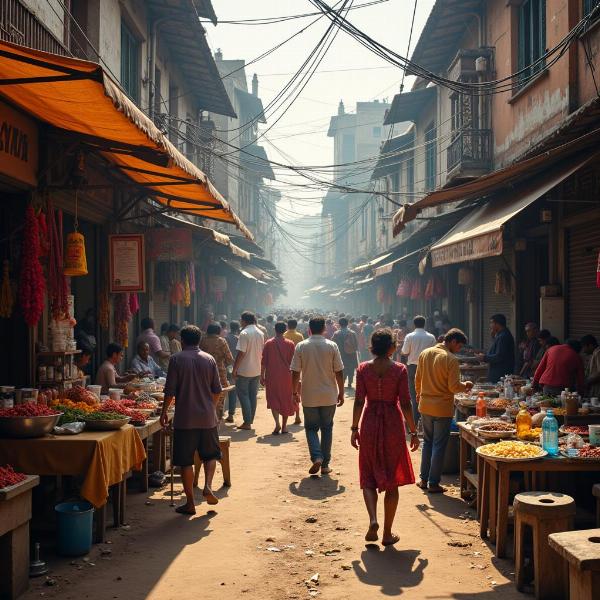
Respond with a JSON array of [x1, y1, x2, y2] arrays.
[[206, 0, 435, 222]]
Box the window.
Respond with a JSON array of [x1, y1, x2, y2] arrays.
[[425, 124, 436, 192], [341, 134, 355, 163], [372, 126, 382, 137], [517, 0, 546, 88], [120, 22, 140, 103], [584, 0, 600, 18]]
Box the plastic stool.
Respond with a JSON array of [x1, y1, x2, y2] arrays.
[[514, 492, 575, 599]]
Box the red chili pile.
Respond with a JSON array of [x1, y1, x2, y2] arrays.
[[578, 444, 600, 458], [100, 400, 147, 424], [0, 404, 60, 417], [0, 465, 27, 488]]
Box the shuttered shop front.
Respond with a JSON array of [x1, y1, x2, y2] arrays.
[[482, 253, 514, 342], [567, 222, 600, 339]]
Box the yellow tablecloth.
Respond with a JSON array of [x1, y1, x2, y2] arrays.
[[0, 425, 146, 508]]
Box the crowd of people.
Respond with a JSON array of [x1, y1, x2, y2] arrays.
[[88, 308, 600, 541]]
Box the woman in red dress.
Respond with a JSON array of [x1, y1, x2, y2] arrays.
[[351, 328, 420, 546], [261, 322, 296, 434]]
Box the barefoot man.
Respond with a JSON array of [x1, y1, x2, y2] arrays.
[[160, 325, 223, 514]]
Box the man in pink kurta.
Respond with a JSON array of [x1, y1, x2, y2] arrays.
[[261, 322, 296, 434]]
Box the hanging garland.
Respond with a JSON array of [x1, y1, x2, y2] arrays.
[[47, 203, 69, 319], [0, 260, 14, 318], [114, 293, 131, 348], [18, 205, 46, 327]]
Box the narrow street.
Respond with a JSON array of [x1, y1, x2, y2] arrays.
[[24, 391, 525, 600]]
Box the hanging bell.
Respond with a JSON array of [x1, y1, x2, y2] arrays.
[[64, 231, 88, 276]]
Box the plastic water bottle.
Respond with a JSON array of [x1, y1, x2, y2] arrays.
[[541, 409, 559, 456]]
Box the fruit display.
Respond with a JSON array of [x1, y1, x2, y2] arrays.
[[0, 404, 60, 417], [477, 440, 546, 459], [0, 465, 27, 489]]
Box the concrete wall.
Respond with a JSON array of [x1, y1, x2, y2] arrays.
[[488, 0, 572, 166]]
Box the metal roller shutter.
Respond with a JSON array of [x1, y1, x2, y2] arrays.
[[482, 252, 514, 334], [567, 223, 600, 340]]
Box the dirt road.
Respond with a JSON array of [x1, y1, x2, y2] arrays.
[[24, 391, 527, 600]]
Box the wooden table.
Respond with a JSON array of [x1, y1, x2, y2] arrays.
[[0, 475, 39, 599], [479, 454, 600, 558], [458, 423, 486, 516]]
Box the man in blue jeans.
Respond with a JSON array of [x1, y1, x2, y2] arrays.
[[291, 316, 345, 475], [232, 312, 265, 430], [415, 329, 473, 493]]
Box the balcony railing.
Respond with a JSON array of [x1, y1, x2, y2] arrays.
[[0, 0, 68, 55], [447, 128, 492, 176]]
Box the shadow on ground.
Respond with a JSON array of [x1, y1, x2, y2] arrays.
[[351, 545, 428, 596], [256, 434, 299, 446], [289, 474, 345, 500]]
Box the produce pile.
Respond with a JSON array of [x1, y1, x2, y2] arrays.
[[119, 398, 157, 410], [62, 386, 98, 405], [560, 425, 589, 436], [0, 465, 26, 489], [0, 404, 60, 417], [83, 411, 128, 421], [476, 422, 515, 432], [479, 440, 545, 459], [486, 398, 512, 410], [52, 399, 99, 413], [56, 407, 90, 426], [100, 400, 147, 424], [577, 444, 600, 458]]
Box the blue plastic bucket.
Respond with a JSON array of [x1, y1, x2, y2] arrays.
[[55, 501, 95, 556]]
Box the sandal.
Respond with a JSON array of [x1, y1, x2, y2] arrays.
[[382, 534, 400, 546], [416, 480, 428, 490], [175, 505, 196, 515]]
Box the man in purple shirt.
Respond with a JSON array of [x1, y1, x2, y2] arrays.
[[137, 317, 170, 364], [160, 325, 223, 515]]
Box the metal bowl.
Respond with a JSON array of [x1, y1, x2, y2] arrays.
[[83, 416, 130, 431], [0, 413, 63, 438]]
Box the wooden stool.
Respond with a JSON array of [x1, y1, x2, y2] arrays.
[[193, 436, 231, 488], [514, 492, 575, 599], [548, 528, 600, 600], [593, 484, 600, 526]]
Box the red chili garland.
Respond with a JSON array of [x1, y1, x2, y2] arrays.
[[19, 205, 46, 327], [47, 203, 69, 319]]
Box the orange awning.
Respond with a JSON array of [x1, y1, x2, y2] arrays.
[[0, 40, 252, 239]]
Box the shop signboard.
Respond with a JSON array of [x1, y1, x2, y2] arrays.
[[0, 100, 38, 187], [109, 234, 146, 292], [145, 228, 193, 261], [431, 230, 503, 267]]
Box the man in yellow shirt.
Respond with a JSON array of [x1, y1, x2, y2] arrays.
[[284, 319, 304, 346], [415, 329, 473, 493], [284, 318, 305, 424]]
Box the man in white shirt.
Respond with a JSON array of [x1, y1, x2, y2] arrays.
[[401, 315, 436, 428], [232, 311, 265, 430], [291, 316, 345, 475]]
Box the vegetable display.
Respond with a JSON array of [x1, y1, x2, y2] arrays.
[[83, 411, 127, 421], [18, 205, 46, 327], [100, 400, 147, 424], [0, 404, 60, 417], [55, 407, 89, 425], [0, 465, 26, 489]]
